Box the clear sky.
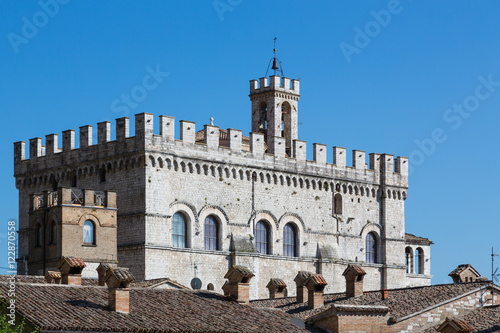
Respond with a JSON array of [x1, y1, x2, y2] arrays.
[[1, 1, 499, 285]]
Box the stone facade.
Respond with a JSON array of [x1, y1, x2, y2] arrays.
[[13, 72, 432, 299]]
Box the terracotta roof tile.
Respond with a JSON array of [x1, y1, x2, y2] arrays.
[[342, 264, 366, 276], [45, 271, 61, 279], [448, 264, 481, 277], [0, 281, 315, 332], [405, 233, 433, 245], [225, 265, 254, 279], [58, 256, 86, 269], [267, 278, 287, 288], [307, 274, 327, 286], [294, 271, 312, 286], [332, 304, 389, 313], [0, 275, 188, 289], [447, 318, 474, 332], [105, 267, 135, 284]]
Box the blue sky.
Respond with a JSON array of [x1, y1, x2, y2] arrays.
[[1, 1, 499, 284]]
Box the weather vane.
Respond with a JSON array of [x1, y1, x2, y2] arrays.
[[266, 37, 284, 77]]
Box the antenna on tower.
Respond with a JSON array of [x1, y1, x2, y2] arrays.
[[265, 37, 284, 77], [492, 248, 500, 283], [490, 247, 500, 305]]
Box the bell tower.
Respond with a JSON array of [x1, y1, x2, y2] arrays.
[[249, 41, 300, 156]]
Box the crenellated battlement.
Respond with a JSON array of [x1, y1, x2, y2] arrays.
[[249, 75, 300, 96], [13, 113, 408, 188]]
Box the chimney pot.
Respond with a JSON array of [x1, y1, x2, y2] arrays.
[[57, 256, 86, 285], [108, 288, 131, 314], [266, 278, 287, 299], [343, 264, 366, 298], [304, 274, 327, 309], [294, 271, 312, 303], [222, 265, 254, 305]]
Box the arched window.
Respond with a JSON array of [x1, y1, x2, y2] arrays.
[[415, 248, 424, 274], [259, 102, 268, 131], [49, 221, 57, 245], [83, 220, 95, 244], [35, 223, 43, 247], [255, 221, 270, 255], [283, 223, 298, 257], [172, 212, 187, 248], [99, 168, 106, 183], [204, 216, 219, 251], [334, 194, 343, 215], [366, 232, 377, 263], [405, 247, 413, 273]]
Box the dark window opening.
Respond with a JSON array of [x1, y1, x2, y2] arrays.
[[49, 221, 56, 245], [99, 169, 106, 183], [35, 223, 43, 247]]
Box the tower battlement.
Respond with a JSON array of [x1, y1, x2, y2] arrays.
[[250, 75, 300, 96], [13, 113, 408, 189]]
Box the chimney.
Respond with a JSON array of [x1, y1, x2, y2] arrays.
[[96, 263, 116, 286], [342, 264, 366, 298], [266, 278, 287, 299], [105, 267, 135, 314], [381, 288, 389, 300], [57, 256, 86, 285], [305, 274, 327, 309], [222, 265, 254, 305], [44, 271, 61, 284], [293, 271, 312, 303]]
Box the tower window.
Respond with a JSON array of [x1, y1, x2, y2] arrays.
[[49, 221, 57, 245], [415, 248, 424, 274], [35, 223, 43, 247], [99, 168, 106, 183], [172, 212, 187, 248], [405, 247, 414, 273], [83, 220, 95, 245], [334, 193, 343, 215]]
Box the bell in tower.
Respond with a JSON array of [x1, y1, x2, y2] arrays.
[[249, 40, 300, 156]]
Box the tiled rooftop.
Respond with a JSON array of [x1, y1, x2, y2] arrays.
[[0, 281, 318, 332], [424, 305, 500, 333], [251, 281, 491, 320], [0, 275, 188, 289], [405, 233, 433, 245]]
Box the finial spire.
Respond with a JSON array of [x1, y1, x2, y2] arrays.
[[266, 37, 284, 77]]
